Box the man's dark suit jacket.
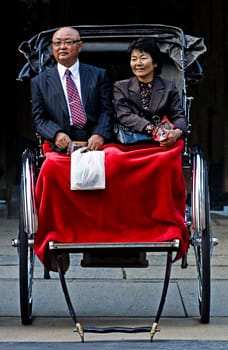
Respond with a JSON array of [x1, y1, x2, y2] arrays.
[[113, 75, 188, 135], [31, 62, 114, 152]]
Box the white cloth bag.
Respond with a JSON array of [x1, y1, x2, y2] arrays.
[[70, 147, 106, 190]]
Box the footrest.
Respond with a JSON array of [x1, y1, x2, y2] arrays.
[[49, 240, 180, 253], [49, 240, 180, 267]]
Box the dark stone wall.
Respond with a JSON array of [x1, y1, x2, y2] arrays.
[[10, 0, 228, 209], [190, 0, 228, 208]]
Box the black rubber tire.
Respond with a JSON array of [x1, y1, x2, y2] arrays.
[[191, 145, 211, 324], [198, 158, 211, 324], [18, 179, 34, 325]]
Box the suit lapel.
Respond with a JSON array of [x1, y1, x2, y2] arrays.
[[79, 63, 90, 104], [149, 76, 165, 112], [128, 77, 142, 108], [47, 67, 69, 114]]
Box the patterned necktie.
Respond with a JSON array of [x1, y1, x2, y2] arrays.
[[65, 69, 86, 129]]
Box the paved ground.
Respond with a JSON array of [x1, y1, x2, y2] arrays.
[[0, 317, 227, 349], [0, 212, 227, 346], [0, 316, 227, 341], [0, 340, 227, 350]]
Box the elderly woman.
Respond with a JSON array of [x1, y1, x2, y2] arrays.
[[113, 37, 188, 146]]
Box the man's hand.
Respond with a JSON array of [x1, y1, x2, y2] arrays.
[[87, 135, 105, 150], [55, 132, 72, 149]]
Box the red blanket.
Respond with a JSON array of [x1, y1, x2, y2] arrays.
[[34, 140, 189, 269]]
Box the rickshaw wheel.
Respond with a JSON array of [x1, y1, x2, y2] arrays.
[[197, 158, 211, 324], [191, 146, 211, 324], [19, 172, 35, 325]]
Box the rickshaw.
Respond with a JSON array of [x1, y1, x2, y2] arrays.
[[13, 24, 218, 342]]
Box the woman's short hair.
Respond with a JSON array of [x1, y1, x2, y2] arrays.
[[128, 37, 162, 74]]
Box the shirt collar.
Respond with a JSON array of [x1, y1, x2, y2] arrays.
[[57, 60, 80, 80]]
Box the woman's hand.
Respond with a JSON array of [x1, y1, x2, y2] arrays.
[[158, 128, 183, 147]]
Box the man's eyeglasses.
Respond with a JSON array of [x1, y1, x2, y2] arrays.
[[52, 40, 81, 47]]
